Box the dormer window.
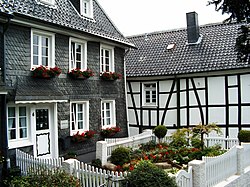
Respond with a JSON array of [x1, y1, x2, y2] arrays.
[[40, 0, 55, 5], [80, 0, 93, 18]]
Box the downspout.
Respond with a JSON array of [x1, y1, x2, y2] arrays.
[[123, 48, 130, 137], [1, 14, 13, 176]]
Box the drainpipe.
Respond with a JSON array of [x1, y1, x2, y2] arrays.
[[123, 48, 130, 136], [0, 13, 13, 178]]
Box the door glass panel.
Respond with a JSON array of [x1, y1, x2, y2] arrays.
[[36, 109, 49, 130]]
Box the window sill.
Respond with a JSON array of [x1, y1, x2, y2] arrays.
[[142, 104, 158, 108], [9, 140, 33, 149]]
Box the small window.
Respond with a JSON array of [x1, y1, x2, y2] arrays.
[[8, 106, 28, 140], [70, 101, 89, 135], [80, 0, 93, 18], [143, 83, 157, 106], [100, 44, 114, 73], [31, 29, 55, 68], [69, 38, 87, 70], [101, 100, 116, 128]]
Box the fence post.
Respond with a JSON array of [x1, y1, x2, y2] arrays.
[[96, 141, 108, 165], [189, 160, 205, 187], [62, 159, 78, 175], [236, 145, 244, 175]]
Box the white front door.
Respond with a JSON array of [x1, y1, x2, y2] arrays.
[[34, 108, 52, 158]]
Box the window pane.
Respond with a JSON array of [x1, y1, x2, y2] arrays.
[[19, 118, 27, 128], [9, 130, 16, 140], [78, 122, 83, 129], [78, 104, 83, 112], [76, 44, 81, 52], [33, 56, 39, 65], [8, 118, 15, 128], [42, 47, 48, 56], [76, 54, 81, 62], [78, 113, 83, 120], [42, 37, 48, 47], [20, 128, 27, 138], [36, 109, 49, 130], [106, 111, 110, 118], [106, 118, 111, 125], [33, 46, 39, 55], [42, 57, 48, 66], [19, 107, 26, 116], [8, 107, 15, 117], [105, 50, 109, 58], [33, 35, 39, 45]]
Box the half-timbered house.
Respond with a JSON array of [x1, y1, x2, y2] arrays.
[[126, 12, 250, 138]]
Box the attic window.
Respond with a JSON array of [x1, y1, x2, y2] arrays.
[[40, 0, 55, 5], [167, 43, 176, 50], [80, 0, 93, 18]]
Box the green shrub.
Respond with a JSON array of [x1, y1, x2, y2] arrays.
[[139, 140, 157, 151], [153, 125, 167, 143], [169, 128, 190, 148], [110, 147, 130, 166], [91, 158, 102, 168], [6, 168, 80, 187], [238, 130, 250, 142], [125, 160, 177, 187]]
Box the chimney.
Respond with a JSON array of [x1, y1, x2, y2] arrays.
[[186, 12, 201, 44]]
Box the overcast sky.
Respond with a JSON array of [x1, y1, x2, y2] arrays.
[[97, 0, 229, 36]]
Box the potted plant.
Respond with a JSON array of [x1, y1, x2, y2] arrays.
[[71, 130, 96, 143], [68, 68, 94, 79], [100, 127, 121, 138], [100, 72, 122, 81], [31, 65, 62, 78]]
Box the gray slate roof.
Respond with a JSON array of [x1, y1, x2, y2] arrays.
[[126, 22, 250, 77], [0, 0, 134, 47], [15, 76, 67, 101]]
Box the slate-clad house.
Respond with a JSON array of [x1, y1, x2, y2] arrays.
[[126, 12, 250, 138], [0, 0, 134, 160]]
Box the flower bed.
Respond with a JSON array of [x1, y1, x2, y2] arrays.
[[100, 72, 122, 81], [68, 68, 94, 79], [31, 66, 62, 78]]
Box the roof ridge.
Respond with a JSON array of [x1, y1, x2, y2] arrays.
[[126, 21, 244, 39]]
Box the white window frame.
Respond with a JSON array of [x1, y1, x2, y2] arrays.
[[80, 0, 93, 18], [69, 37, 87, 70], [101, 100, 116, 128], [70, 101, 89, 136], [143, 82, 157, 106], [31, 29, 55, 69], [7, 106, 29, 142], [100, 44, 115, 73], [40, 0, 55, 6]]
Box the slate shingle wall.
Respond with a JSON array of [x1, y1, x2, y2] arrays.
[[5, 23, 128, 155]]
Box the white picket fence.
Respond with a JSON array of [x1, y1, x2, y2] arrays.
[[16, 149, 126, 187], [16, 149, 64, 175], [72, 159, 127, 187], [176, 166, 193, 187], [204, 137, 239, 149], [203, 146, 238, 187]]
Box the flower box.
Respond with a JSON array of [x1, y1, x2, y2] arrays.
[[31, 66, 62, 79], [68, 68, 94, 80], [100, 127, 121, 138], [71, 130, 96, 143], [100, 72, 122, 81]]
